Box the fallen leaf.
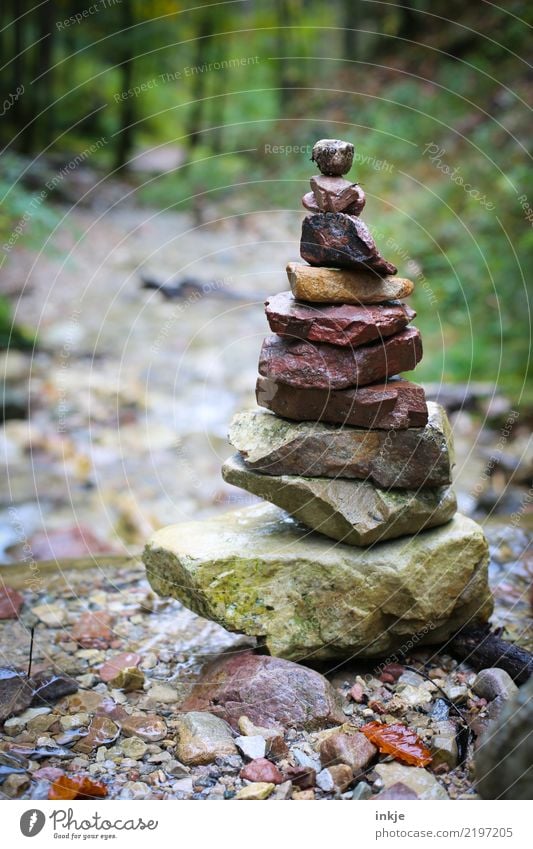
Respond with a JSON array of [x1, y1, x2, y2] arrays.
[[48, 774, 108, 800], [360, 721, 432, 767]]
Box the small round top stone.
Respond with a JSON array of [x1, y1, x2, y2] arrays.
[[311, 139, 354, 176]]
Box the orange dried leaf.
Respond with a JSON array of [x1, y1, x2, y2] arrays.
[[48, 774, 108, 800], [361, 721, 432, 767]]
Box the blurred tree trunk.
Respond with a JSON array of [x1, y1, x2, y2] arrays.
[[342, 0, 360, 58], [186, 14, 215, 149], [114, 1, 136, 170], [274, 0, 295, 109], [33, 0, 54, 151]]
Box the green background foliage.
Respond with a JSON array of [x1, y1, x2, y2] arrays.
[[0, 0, 531, 394]]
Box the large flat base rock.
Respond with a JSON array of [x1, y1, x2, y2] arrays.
[[287, 262, 414, 305], [258, 327, 422, 390], [229, 403, 453, 489], [256, 375, 428, 429], [143, 503, 492, 662], [222, 453, 456, 545]]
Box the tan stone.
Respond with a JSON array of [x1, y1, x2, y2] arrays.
[[287, 262, 414, 304]]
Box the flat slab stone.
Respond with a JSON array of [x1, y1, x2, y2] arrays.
[[258, 327, 422, 390], [256, 375, 428, 430], [265, 291, 415, 347], [309, 176, 366, 214], [228, 403, 453, 489], [142, 503, 492, 661], [287, 262, 414, 305], [300, 213, 397, 274], [222, 454, 456, 545]]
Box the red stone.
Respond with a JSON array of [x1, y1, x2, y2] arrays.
[[302, 191, 320, 213], [300, 213, 397, 275], [28, 527, 114, 561], [0, 587, 23, 620], [265, 292, 415, 347], [240, 758, 284, 784], [256, 376, 428, 429], [71, 612, 113, 649], [258, 328, 423, 390], [310, 175, 365, 214], [180, 651, 344, 732], [99, 652, 141, 683]]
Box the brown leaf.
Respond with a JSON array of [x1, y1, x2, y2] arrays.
[[48, 774, 108, 800], [361, 721, 432, 767]]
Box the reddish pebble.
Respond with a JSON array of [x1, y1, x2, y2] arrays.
[[240, 758, 283, 785], [379, 663, 405, 683], [99, 652, 141, 683], [0, 586, 23, 620], [284, 765, 316, 789], [349, 683, 365, 702], [72, 611, 113, 648]]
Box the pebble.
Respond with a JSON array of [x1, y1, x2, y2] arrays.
[[472, 668, 518, 702], [311, 139, 354, 176], [240, 758, 283, 784], [99, 652, 141, 683], [283, 765, 316, 789], [235, 782, 275, 800], [270, 779, 293, 800], [319, 731, 376, 774], [235, 734, 266, 760], [120, 736, 148, 760], [175, 712, 237, 766], [431, 734, 458, 770], [352, 781, 373, 800], [316, 764, 352, 793], [0, 587, 24, 620], [374, 763, 449, 800], [32, 604, 67, 627], [121, 714, 167, 742], [374, 781, 419, 800], [110, 667, 145, 692]]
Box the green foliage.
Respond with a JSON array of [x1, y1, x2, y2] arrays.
[[0, 0, 530, 392]]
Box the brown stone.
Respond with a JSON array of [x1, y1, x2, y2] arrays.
[[256, 375, 428, 429], [311, 139, 354, 176], [71, 612, 113, 649], [373, 782, 419, 800], [258, 328, 422, 390], [180, 651, 344, 731], [287, 262, 414, 305], [99, 652, 141, 683], [302, 191, 320, 213], [300, 213, 397, 275], [240, 758, 284, 784], [265, 291, 415, 347], [319, 732, 377, 775], [121, 714, 167, 742], [73, 716, 119, 753], [310, 175, 365, 214], [229, 403, 451, 488], [284, 765, 317, 789], [0, 587, 23, 620]]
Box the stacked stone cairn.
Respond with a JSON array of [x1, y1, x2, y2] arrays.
[[143, 139, 492, 663]]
